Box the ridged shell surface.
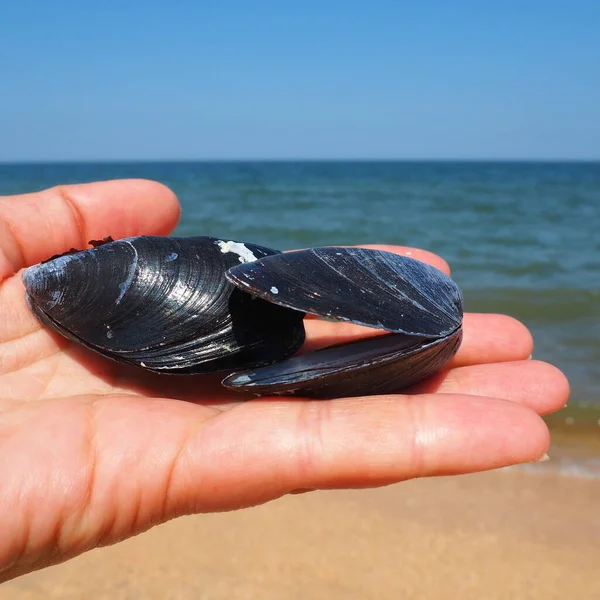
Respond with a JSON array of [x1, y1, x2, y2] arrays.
[[224, 247, 463, 397], [22, 236, 306, 373], [226, 247, 462, 337]]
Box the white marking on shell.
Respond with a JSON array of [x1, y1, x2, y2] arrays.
[[116, 240, 139, 304], [140, 361, 147, 368], [47, 289, 63, 309], [23, 252, 86, 299], [233, 374, 251, 384], [216, 240, 258, 263], [166, 252, 178, 262], [270, 286, 279, 294]]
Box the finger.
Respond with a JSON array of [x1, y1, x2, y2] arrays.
[[452, 313, 533, 366], [171, 394, 550, 512], [0, 392, 547, 580], [407, 360, 570, 415], [0, 179, 180, 277], [303, 313, 533, 365]]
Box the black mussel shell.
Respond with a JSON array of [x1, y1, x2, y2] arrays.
[[223, 329, 463, 398], [223, 247, 463, 398], [225, 247, 462, 337], [22, 236, 306, 374]]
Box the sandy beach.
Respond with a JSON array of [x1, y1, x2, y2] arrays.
[[2, 459, 599, 600]]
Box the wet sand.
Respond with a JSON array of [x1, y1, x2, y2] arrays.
[[2, 465, 599, 600]]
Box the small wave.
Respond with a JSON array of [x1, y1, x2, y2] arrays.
[[503, 457, 600, 480]]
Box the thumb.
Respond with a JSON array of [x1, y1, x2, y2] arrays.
[[0, 179, 180, 279]]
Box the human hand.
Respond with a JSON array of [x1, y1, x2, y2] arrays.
[[0, 180, 568, 581]]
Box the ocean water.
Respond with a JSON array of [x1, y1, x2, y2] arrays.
[[1, 161, 599, 412]]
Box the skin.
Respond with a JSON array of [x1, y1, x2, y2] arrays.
[[0, 180, 569, 582]]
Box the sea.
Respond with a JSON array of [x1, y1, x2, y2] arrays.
[[1, 161, 599, 475]]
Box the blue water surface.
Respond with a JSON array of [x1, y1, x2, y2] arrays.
[[2, 161, 599, 404]]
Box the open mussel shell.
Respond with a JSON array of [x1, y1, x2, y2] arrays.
[[22, 236, 306, 374], [222, 329, 463, 398], [223, 247, 463, 398]]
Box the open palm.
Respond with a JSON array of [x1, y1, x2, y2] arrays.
[[0, 180, 568, 581]]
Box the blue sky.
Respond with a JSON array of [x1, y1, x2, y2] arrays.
[[1, 0, 599, 161]]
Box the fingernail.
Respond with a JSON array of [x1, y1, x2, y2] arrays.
[[535, 453, 550, 463]]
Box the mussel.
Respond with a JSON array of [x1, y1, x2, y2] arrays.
[[22, 236, 463, 399], [22, 236, 306, 374]]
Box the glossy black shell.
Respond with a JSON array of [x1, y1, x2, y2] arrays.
[[223, 247, 463, 398], [23, 239, 464, 399], [22, 236, 306, 374]]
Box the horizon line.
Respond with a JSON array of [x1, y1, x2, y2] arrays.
[[1, 157, 600, 165]]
